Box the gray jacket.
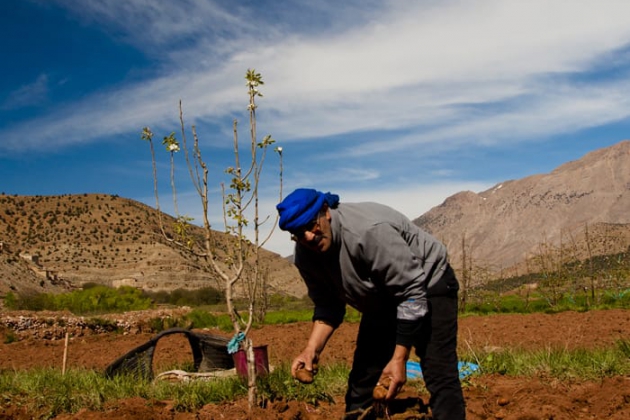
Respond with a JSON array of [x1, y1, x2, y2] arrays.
[[294, 202, 459, 327]]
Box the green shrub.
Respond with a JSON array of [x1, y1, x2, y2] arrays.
[[143, 287, 225, 307], [3, 330, 18, 344], [601, 289, 630, 306], [6, 286, 154, 314], [3, 292, 17, 309], [183, 309, 219, 329]]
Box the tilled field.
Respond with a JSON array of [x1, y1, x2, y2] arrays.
[[1, 309, 630, 419]]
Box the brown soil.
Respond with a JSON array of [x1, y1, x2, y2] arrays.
[[2, 309, 630, 419]]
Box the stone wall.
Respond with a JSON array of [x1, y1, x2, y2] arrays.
[[1, 308, 192, 340]]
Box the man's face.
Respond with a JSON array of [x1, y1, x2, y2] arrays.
[[292, 207, 333, 253]]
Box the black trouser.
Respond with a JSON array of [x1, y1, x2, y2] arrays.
[[344, 292, 465, 419]]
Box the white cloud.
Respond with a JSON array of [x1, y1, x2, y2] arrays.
[[50, 0, 249, 52], [260, 180, 492, 257], [5, 1, 630, 156], [338, 77, 630, 158], [3, 2, 630, 256], [1, 74, 49, 110]]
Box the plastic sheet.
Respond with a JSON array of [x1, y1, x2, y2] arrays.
[[405, 360, 479, 380]]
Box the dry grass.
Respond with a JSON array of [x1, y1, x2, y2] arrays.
[[0, 193, 302, 297]]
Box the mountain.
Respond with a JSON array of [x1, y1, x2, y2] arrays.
[[414, 140, 630, 278], [3, 141, 629, 297], [0, 194, 306, 297]]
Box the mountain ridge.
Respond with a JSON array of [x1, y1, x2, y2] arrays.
[[2, 140, 629, 296], [414, 140, 630, 277]]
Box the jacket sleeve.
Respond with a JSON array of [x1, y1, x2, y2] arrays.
[[296, 259, 346, 329]]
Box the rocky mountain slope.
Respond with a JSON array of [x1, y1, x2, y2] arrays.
[[2, 141, 629, 296], [0, 194, 305, 297], [414, 140, 630, 277]]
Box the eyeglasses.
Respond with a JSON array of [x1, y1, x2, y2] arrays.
[[290, 213, 323, 242]]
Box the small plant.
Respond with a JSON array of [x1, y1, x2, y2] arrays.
[[3, 330, 19, 344], [617, 339, 630, 358]]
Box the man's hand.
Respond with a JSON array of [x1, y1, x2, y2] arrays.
[[291, 319, 335, 383], [377, 345, 409, 400], [291, 349, 319, 383]]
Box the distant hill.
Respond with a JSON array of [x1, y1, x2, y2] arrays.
[[414, 140, 630, 279], [0, 194, 306, 297], [3, 141, 629, 296]]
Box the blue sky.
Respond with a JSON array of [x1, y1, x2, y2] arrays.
[[2, 0, 630, 257]]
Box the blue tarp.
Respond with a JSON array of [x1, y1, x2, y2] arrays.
[[406, 361, 479, 380]]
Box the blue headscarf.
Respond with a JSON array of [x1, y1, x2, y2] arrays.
[[277, 188, 340, 232]]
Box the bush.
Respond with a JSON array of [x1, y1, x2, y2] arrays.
[[183, 309, 219, 328], [3, 330, 18, 344], [143, 287, 225, 307], [5, 286, 154, 314], [3, 292, 17, 309]]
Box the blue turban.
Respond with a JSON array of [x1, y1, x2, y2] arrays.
[[277, 188, 340, 232]]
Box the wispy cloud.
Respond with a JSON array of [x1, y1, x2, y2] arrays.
[[336, 76, 630, 158], [4, 0, 630, 157], [1, 74, 49, 110], [50, 0, 248, 52], [48, 0, 375, 58]]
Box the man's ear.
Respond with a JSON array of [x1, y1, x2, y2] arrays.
[[322, 203, 331, 221]]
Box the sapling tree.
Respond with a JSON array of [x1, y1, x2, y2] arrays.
[[140, 69, 283, 407]]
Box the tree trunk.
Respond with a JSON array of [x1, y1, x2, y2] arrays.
[[245, 337, 257, 408]]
